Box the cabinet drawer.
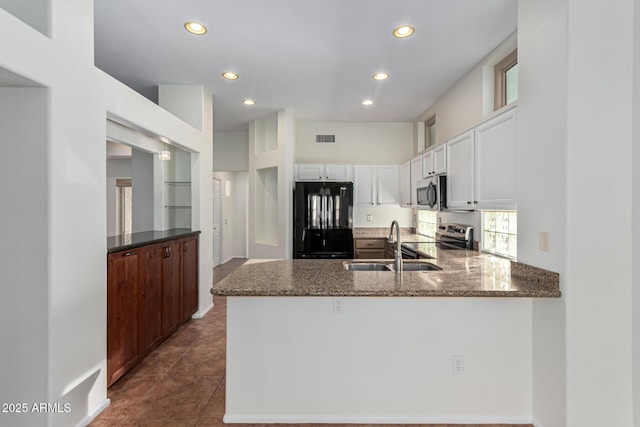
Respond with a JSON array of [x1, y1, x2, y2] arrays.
[[354, 238, 386, 249]]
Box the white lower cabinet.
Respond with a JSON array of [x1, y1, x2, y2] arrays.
[[446, 107, 517, 210], [354, 165, 399, 206]]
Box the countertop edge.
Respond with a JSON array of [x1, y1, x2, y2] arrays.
[[212, 291, 561, 298], [107, 229, 201, 254]]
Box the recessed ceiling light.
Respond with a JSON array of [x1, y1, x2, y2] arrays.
[[362, 99, 374, 106], [222, 72, 239, 80], [184, 21, 207, 35], [373, 72, 389, 81], [243, 99, 256, 106], [393, 25, 414, 38]]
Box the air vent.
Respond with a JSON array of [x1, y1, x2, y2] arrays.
[[315, 134, 336, 143]]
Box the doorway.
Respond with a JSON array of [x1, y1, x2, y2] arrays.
[[213, 178, 221, 267]]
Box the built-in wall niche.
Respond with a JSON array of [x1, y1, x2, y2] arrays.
[[163, 145, 192, 230], [0, 0, 50, 36], [255, 167, 278, 245], [253, 113, 278, 154]]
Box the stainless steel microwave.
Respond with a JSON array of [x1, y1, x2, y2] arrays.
[[417, 175, 447, 210]]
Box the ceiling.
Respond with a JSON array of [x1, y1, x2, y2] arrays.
[[94, 0, 517, 133]]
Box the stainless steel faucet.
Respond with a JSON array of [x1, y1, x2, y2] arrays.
[[388, 220, 402, 273]]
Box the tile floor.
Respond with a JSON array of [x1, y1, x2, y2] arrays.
[[91, 258, 532, 427]]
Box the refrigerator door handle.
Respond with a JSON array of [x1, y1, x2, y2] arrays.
[[322, 193, 327, 229]]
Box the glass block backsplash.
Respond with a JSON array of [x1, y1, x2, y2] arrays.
[[482, 210, 517, 259]]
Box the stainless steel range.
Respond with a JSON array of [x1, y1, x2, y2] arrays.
[[400, 223, 474, 259], [437, 223, 474, 250]]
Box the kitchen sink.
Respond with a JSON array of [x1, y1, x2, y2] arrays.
[[401, 262, 442, 271], [343, 261, 442, 272], [343, 262, 393, 271]]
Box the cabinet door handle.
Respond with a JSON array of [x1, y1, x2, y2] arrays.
[[467, 201, 471, 205], [184, 243, 188, 252], [124, 252, 132, 257]]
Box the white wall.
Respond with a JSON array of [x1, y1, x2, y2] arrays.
[[213, 131, 249, 171], [296, 121, 413, 164], [0, 0, 49, 35], [564, 0, 634, 425], [416, 34, 517, 151], [0, 2, 215, 425], [517, 1, 568, 426], [353, 205, 413, 228], [249, 109, 295, 259], [633, 0, 640, 422], [106, 158, 132, 236], [0, 87, 49, 426], [233, 172, 249, 258], [227, 297, 532, 423]]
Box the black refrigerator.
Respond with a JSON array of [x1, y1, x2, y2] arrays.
[[293, 181, 354, 259]]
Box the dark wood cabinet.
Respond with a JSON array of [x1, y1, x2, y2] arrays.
[[139, 243, 163, 354], [354, 238, 387, 259], [181, 236, 199, 322], [161, 239, 182, 336], [107, 233, 199, 387], [107, 249, 141, 386]]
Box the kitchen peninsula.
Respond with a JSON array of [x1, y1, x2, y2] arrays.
[[213, 249, 559, 424]]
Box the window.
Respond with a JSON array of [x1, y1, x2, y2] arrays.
[[425, 115, 436, 148], [482, 210, 517, 259], [416, 210, 437, 238], [494, 49, 518, 110]]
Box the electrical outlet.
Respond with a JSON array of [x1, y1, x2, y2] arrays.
[[366, 214, 372, 222], [452, 355, 464, 375], [539, 231, 549, 251], [333, 297, 345, 315]]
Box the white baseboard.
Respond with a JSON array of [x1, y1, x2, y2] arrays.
[[223, 414, 533, 424], [76, 399, 110, 427], [192, 302, 214, 319]]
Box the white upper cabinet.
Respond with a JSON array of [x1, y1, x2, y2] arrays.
[[354, 164, 399, 206], [324, 163, 353, 181], [446, 130, 476, 210], [422, 150, 433, 178], [295, 163, 353, 181], [422, 146, 446, 177], [433, 144, 447, 175], [475, 108, 517, 210], [354, 165, 377, 206], [410, 155, 423, 206], [296, 163, 325, 180], [400, 161, 412, 207], [445, 106, 517, 210], [377, 165, 400, 205]]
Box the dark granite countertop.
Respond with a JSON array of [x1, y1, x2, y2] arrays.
[[212, 249, 561, 298], [107, 229, 201, 253]]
